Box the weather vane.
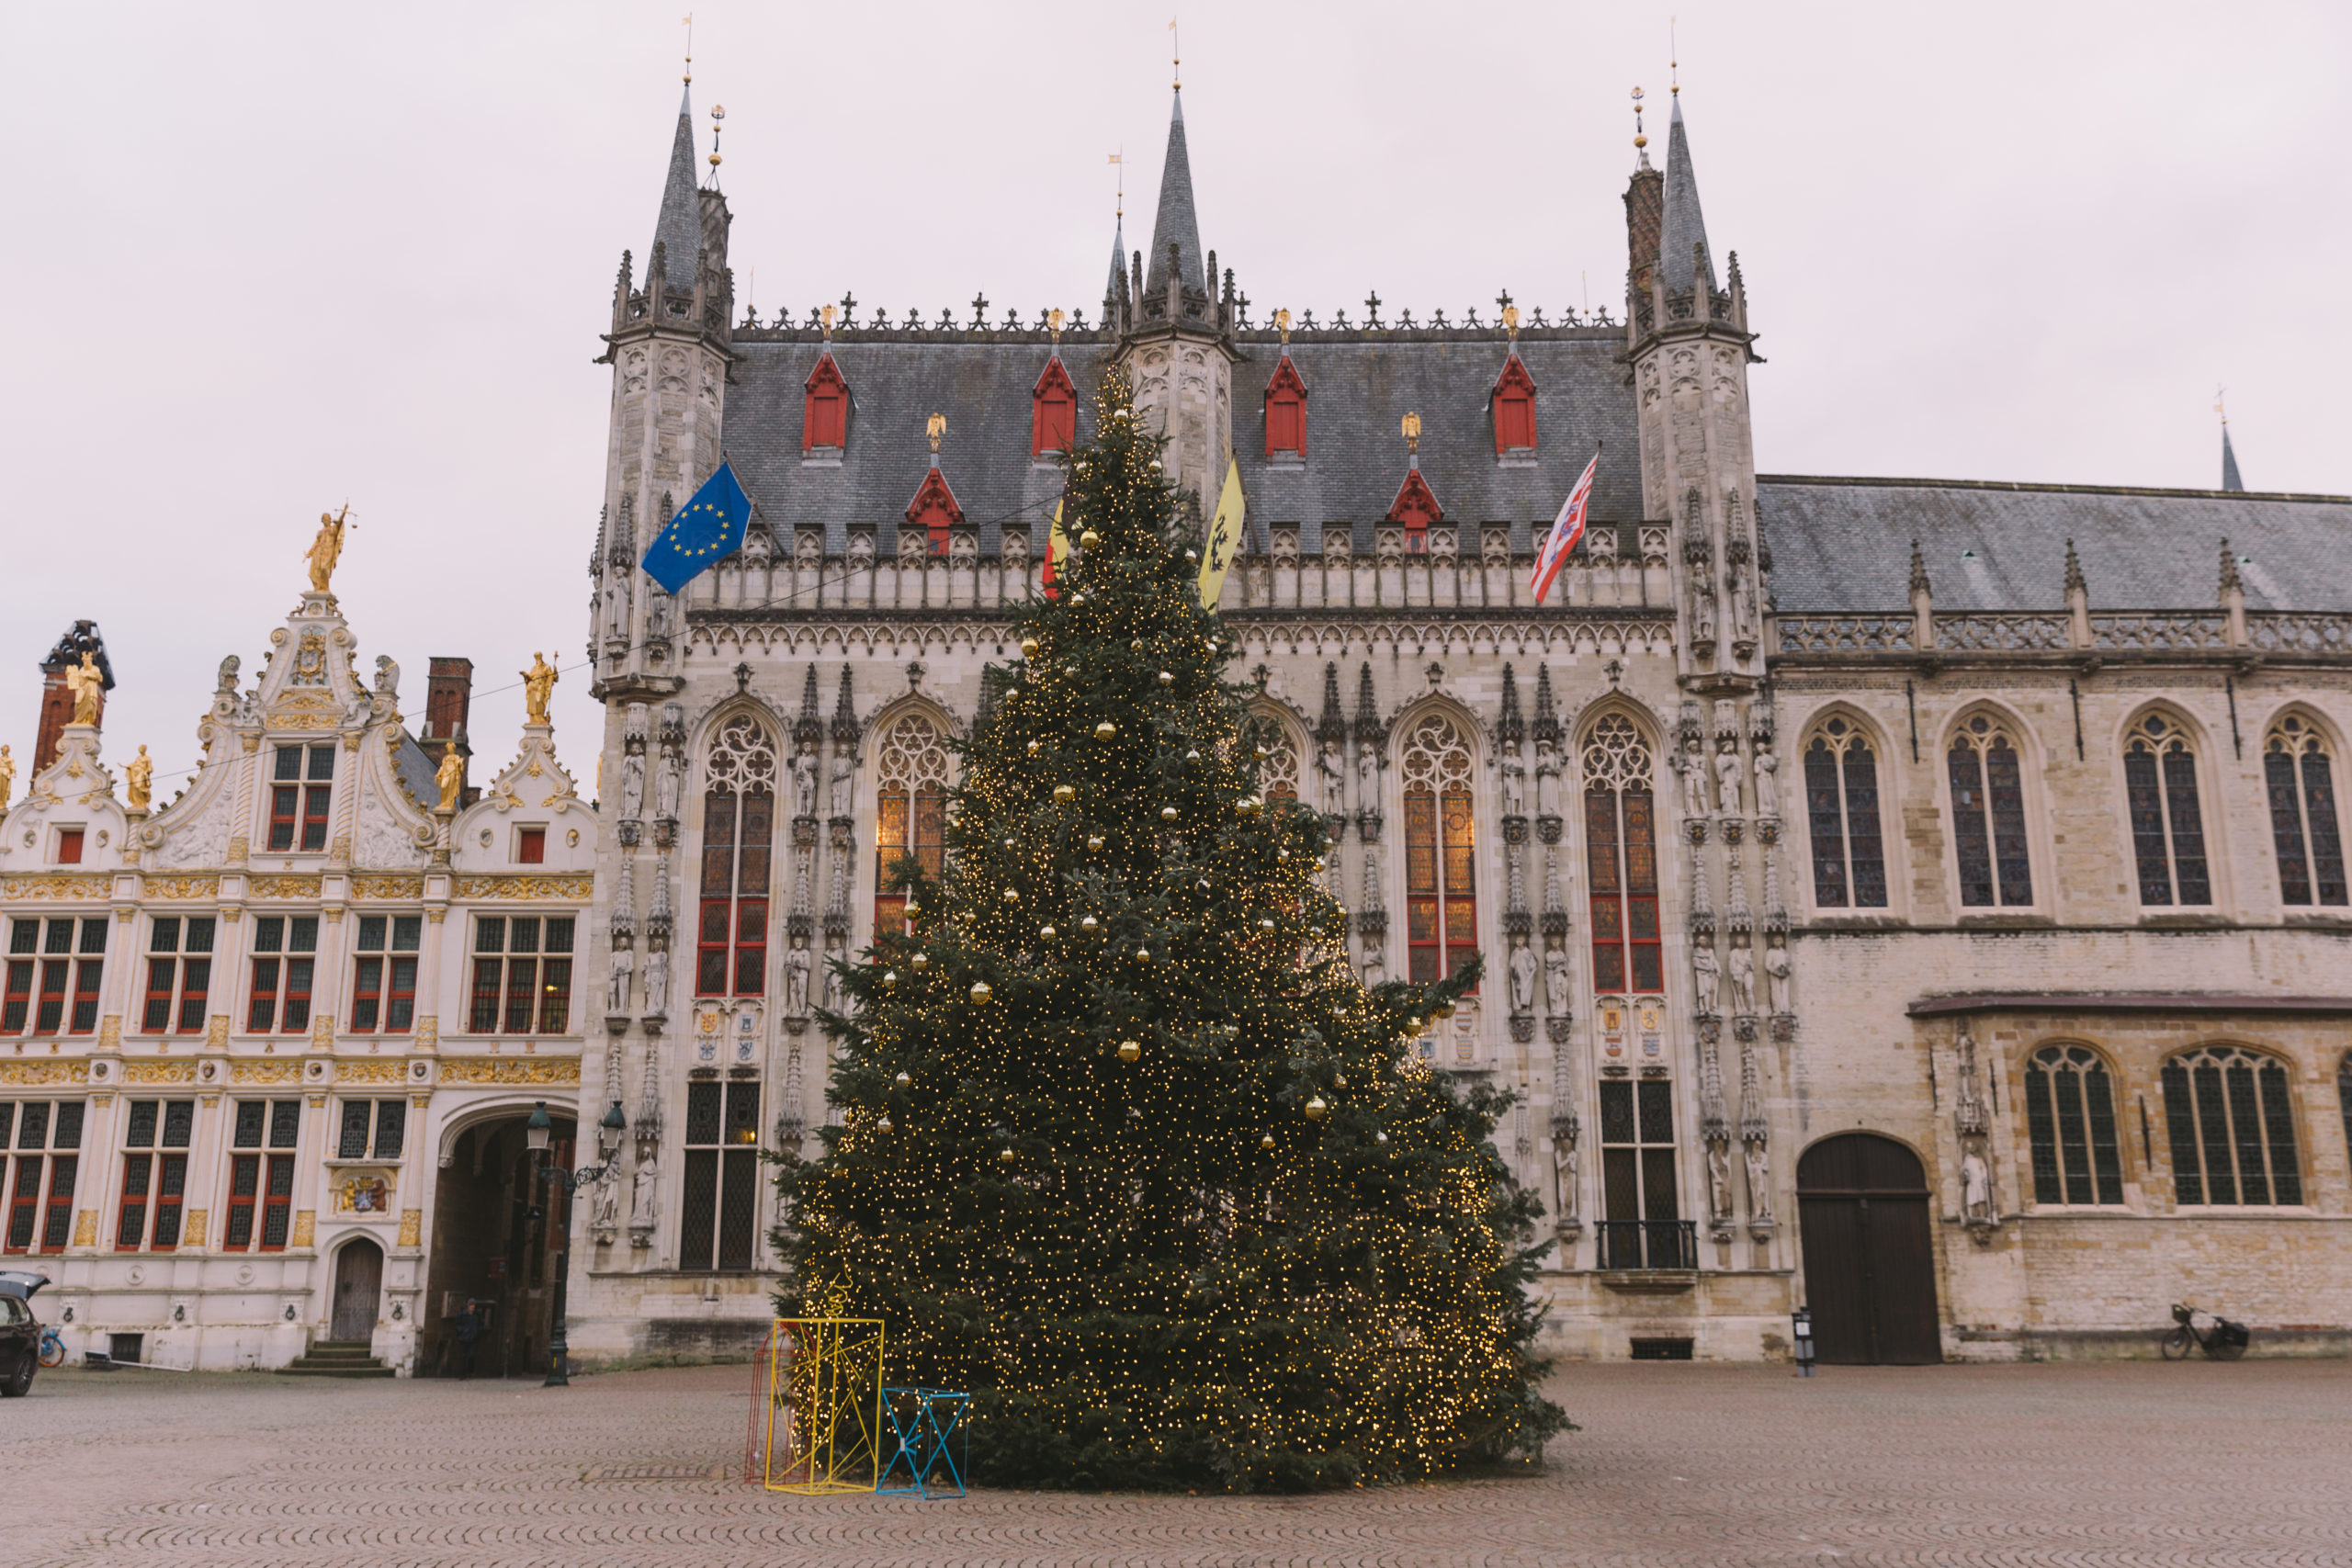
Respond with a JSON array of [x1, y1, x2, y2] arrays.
[[1170, 17, 1181, 91], [1632, 86, 1646, 152], [2214, 386, 2229, 425], [708, 103, 725, 175], [682, 12, 693, 83]]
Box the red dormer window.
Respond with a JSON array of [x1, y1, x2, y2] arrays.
[[906, 467, 965, 558], [1491, 354, 1538, 455], [1264, 355, 1308, 457], [803, 353, 849, 451], [1032, 356, 1077, 456], [1386, 467, 1444, 554]]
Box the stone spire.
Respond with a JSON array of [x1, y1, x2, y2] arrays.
[[1317, 661, 1348, 745], [1498, 663, 1524, 747], [2218, 537, 2242, 597], [1143, 90, 1205, 302], [650, 81, 703, 293], [2064, 538, 2086, 598], [1658, 91, 1716, 296], [2221, 423, 2245, 491], [1106, 210, 1129, 312]]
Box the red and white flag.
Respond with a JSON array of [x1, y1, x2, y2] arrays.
[[1530, 446, 1600, 603]]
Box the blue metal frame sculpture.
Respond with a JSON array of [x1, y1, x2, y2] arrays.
[[876, 1385, 970, 1499]]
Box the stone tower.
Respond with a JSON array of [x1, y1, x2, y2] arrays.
[[1111, 88, 1238, 524]]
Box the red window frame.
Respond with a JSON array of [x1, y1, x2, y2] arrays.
[[1404, 787, 1479, 987], [56, 829, 83, 865], [223, 1154, 260, 1250], [802, 353, 849, 450], [1491, 354, 1539, 454], [5, 1157, 43, 1253], [1264, 355, 1308, 457], [1031, 355, 1077, 455], [698, 789, 772, 997], [5, 960, 32, 1034], [471, 917, 575, 1032], [300, 784, 333, 852], [37, 960, 68, 1035], [141, 916, 215, 1034], [223, 1100, 297, 1251], [516, 827, 547, 864], [268, 784, 300, 851], [873, 784, 945, 940], [1586, 784, 1662, 995], [71, 955, 103, 1034]]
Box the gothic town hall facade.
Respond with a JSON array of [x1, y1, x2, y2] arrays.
[[565, 80, 2352, 1367]]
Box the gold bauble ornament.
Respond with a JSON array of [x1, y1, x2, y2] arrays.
[[1086, 834, 1105, 852], [1026, 739, 1042, 756], [1129, 638, 1144, 652], [998, 1146, 1017, 1165], [1259, 1133, 1276, 1150], [1148, 459, 1163, 473], [1054, 784, 1077, 804], [882, 969, 900, 989], [1255, 744, 1270, 760], [969, 981, 993, 1004], [1080, 914, 1101, 933], [1135, 947, 1153, 964], [894, 1070, 911, 1089], [1116, 1039, 1141, 1063], [1080, 528, 1102, 549], [1160, 806, 1180, 822], [1374, 1130, 1390, 1145], [1039, 924, 1057, 941], [1072, 591, 1088, 604], [1094, 721, 1117, 741], [1158, 671, 1174, 687], [1305, 1095, 1329, 1120], [877, 1114, 894, 1133], [1185, 749, 1202, 763], [1335, 1073, 1349, 1089], [1433, 1000, 1456, 1021], [1258, 918, 1276, 932], [1020, 637, 1041, 659], [1184, 548, 1199, 564], [1406, 1013, 1422, 1032], [1002, 887, 1020, 904], [910, 953, 929, 970], [1276, 847, 1291, 862]]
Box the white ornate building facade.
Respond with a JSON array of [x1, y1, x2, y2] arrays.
[[561, 79, 2352, 1366], [0, 590, 598, 1375]]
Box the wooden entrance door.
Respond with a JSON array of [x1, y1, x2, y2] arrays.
[[331, 1238, 383, 1342], [1796, 1134, 1941, 1364]]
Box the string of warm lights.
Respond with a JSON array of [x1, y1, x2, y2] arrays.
[[771, 372, 1566, 1492]]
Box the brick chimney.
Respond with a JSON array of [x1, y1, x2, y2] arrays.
[[35, 621, 113, 773], [422, 657, 476, 805]]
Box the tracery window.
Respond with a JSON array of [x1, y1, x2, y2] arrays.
[[697, 716, 777, 997], [1400, 714, 1478, 986], [2023, 1044, 2124, 1205], [1803, 716, 1887, 908], [1582, 715, 1661, 994], [2264, 715, 2346, 907], [873, 714, 951, 939], [1948, 715, 2032, 907], [1251, 718, 1301, 804], [2161, 1046, 2301, 1206], [2123, 713, 2211, 906]]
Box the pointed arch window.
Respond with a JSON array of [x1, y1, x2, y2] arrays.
[[802, 353, 849, 451], [1386, 468, 1442, 555], [1251, 718, 1301, 804], [1264, 355, 1307, 457], [697, 716, 777, 997], [1491, 354, 1538, 455], [1582, 715, 1662, 994], [2023, 1045, 2124, 1205], [873, 714, 951, 939], [2162, 1045, 2301, 1206], [1032, 355, 1077, 456], [1400, 714, 1478, 986], [1948, 715, 2032, 907], [2264, 715, 2346, 906], [2124, 714, 2211, 906], [1804, 717, 1888, 908]]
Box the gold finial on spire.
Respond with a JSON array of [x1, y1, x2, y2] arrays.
[[927, 412, 945, 454], [682, 12, 693, 84], [820, 302, 836, 340], [1670, 16, 1679, 95], [1632, 85, 1647, 151], [1401, 412, 1421, 454], [1169, 17, 1180, 91], [1502, 304, 1520, 341], [1109, 150, 1123, 220], [2214, 385, 2229, 425], [1274, 306, 1291, 346], [708, 103, 725, 173]]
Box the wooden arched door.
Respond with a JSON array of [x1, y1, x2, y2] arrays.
[[1796, 1134, 1940, 1364], [331, 1238, 383, 1342]]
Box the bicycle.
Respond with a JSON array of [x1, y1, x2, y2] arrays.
[[37, 1326, 66, 1370], [2161, 1303, 2249, 1360]]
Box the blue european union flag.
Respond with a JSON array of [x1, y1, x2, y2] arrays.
[[639, 461, 752, 593]]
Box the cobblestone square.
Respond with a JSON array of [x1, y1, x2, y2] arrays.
[[6, 1359, 2346, 1567]]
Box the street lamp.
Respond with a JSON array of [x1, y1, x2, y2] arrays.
[[527, 1100, 628, 1386]]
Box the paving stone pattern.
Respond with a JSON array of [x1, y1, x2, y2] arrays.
[[7, 1360, 2348, 1567]]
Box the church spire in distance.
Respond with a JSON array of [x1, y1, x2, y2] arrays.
[[1143, 81, 1205, 301], [1658, 80, 1716, 296], [2217, 390, 2245, 491], [650, 68, 704, 293]]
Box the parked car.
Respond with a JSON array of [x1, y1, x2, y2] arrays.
[[0, 1271, 50, 1396]]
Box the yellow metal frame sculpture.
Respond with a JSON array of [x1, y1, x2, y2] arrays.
[[756, 1317, 887, 1495]]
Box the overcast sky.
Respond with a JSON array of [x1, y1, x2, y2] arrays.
[[3, 1, 2345, 798]]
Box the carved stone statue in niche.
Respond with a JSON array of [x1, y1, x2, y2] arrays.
[[1677, 738, 1710, 822], [645, 586, 673, 640], [1533, 738, 1561, 818], [628, 1146, 660, 1231], [1706, 1140, 1733, 1222], [820, 932, 847, 1013], [606, 945, 634, 1014], [643, 945, 672, 1017], [1764, 934, 1792, 1014], [1315, 739, 1345, 817], [1499, 750, 1527, 818], [1508, 934, 1537, 1016], [605, 569, 632, 639], [619, 752, 646, 819], [1961, 1144, 1996, 1226], [654, 753, 681, 820], [1713, 739, 1744, 816], [828, 752, 856, 818], [789, 750, 819, 819], [1357, 939, 1385, 987], [1690, 580, 1716, 642], [1745, 1139, 1773, 1225], [784, 931, 812, 1017], [1754, 747, 1780, 818], [1354, 746, 1380, 818], [1728, 943, 1758, 1015], [1551, 1127, 1579, 1226], [592, 1166, 621, 1231], [1542, 942, 1572, 1017], [1691, 942, 1722, 1015], [1730, 572, 1758, 641]]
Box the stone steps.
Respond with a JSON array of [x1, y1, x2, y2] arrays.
[[277, 1339, 395, 1379]]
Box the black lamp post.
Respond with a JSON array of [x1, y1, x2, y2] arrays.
[[1792, 1306, 1815, 1378], [527, 1099, 628, 1387]]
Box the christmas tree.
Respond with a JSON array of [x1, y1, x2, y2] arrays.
[[775, 372, 1566, 1493]]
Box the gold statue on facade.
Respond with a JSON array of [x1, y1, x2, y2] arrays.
[[305, 506, 352, 592], [126, 745, 153, 809], [0, 745, 13, 807], [435, 742, 465, 813], [64, 652, 104, 726], [522, 652, 559, 725]]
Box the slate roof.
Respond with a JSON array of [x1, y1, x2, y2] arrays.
[[649, 84, 702, 292], [1142, 90, 1204, 300], [1758, 476, 2352, 613], [1658, 95, 1715, 295], [718, 324, 1645, 559]]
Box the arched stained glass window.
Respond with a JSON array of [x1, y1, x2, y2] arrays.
[[2023, 1044, 2124, 1205], [698, 716, 777, 998], [1582, 715, 1661, 994], [2161, 1046, 2301, 1207], [2124, 714, 2211, 906], [2265, 716, 2346, 907], [1804, 716, 1887, 908], [1949, 715, 2033, 907], [872, 714, 951, 940], [1252, 718, 1301, 804], [1400, 714, 1478, 986]]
